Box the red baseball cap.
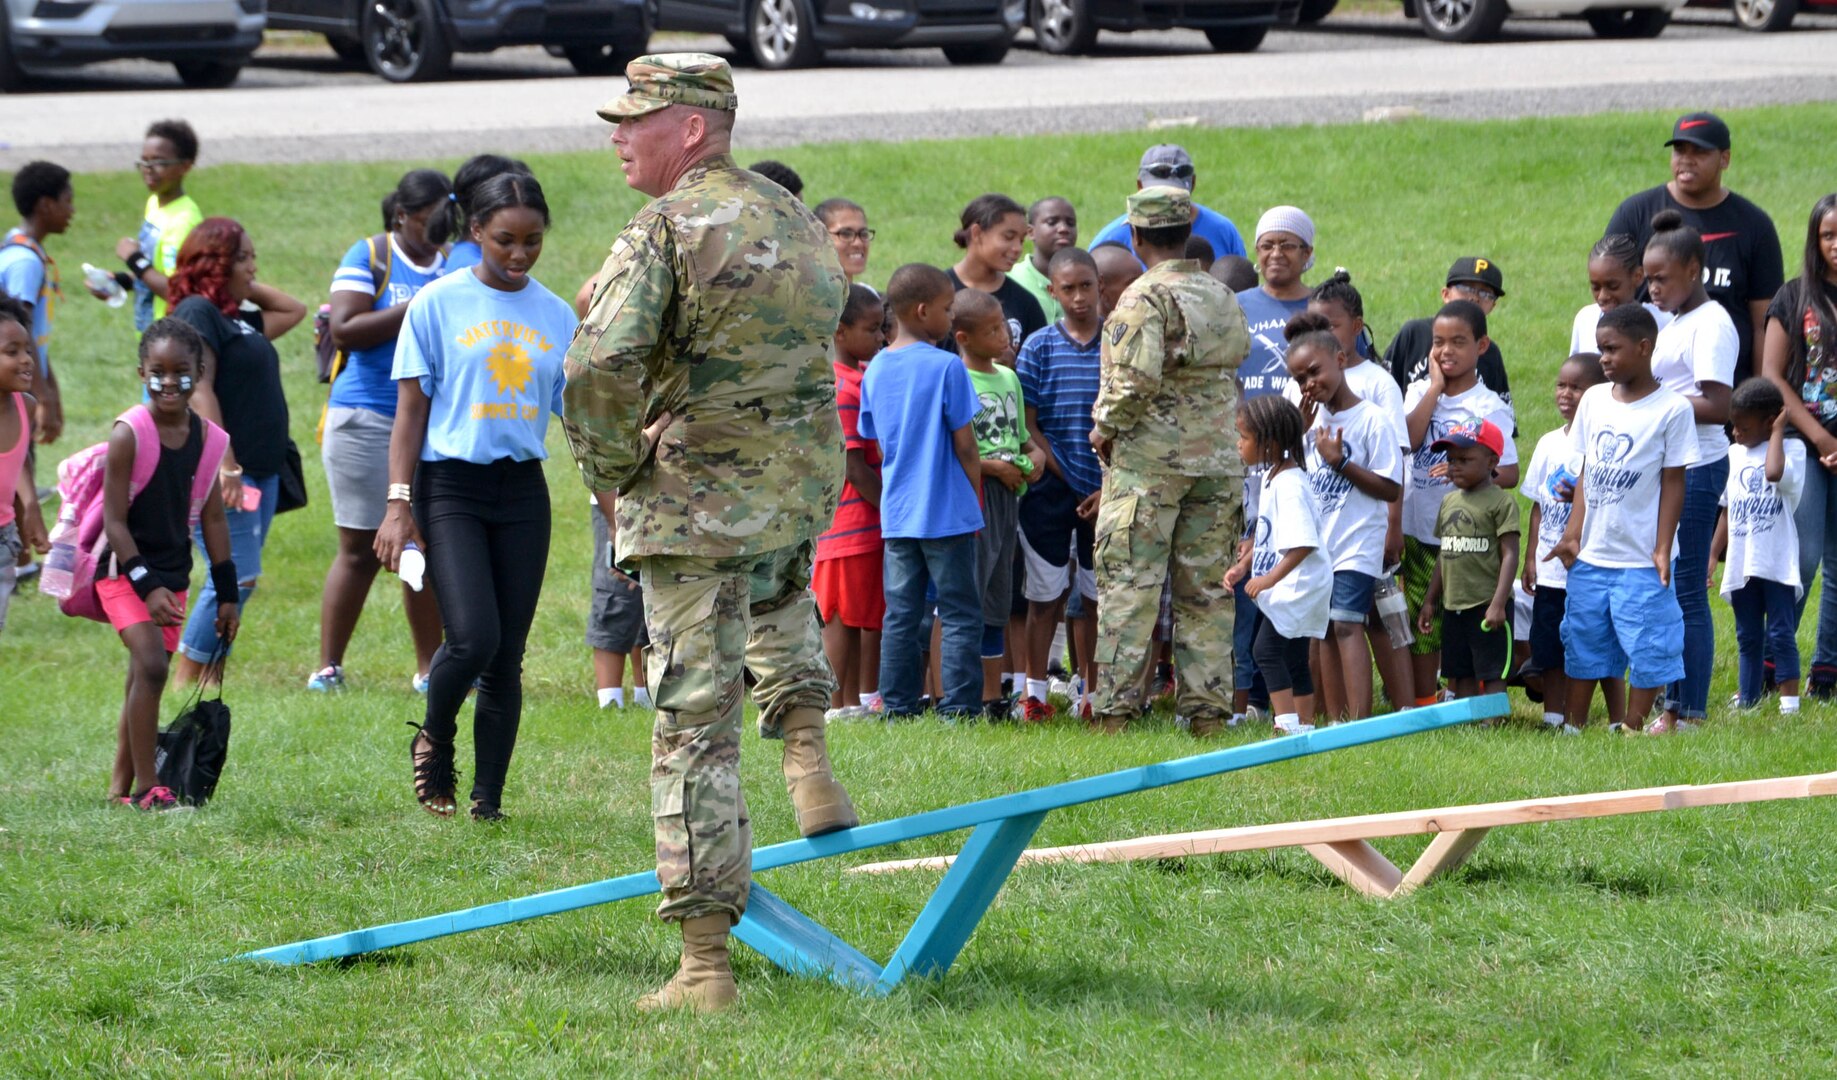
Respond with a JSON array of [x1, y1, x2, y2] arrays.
[[1431, 419, 1505, 459]]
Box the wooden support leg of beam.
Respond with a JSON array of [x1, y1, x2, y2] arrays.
[[1302, 840, 1404, 898], [1395, 828, 1491, 896]]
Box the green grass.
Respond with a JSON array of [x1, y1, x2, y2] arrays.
[[4, 104, 1837, 1077]]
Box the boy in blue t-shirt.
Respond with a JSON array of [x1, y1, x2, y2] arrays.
[[0, 161, 73, 447], [859, 264, 985, 719]]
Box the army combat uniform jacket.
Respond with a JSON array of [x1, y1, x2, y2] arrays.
[[1091, 258, 1250, 478], [562, 153, 849, 567]]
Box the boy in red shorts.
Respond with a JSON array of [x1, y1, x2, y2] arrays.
[[814, 284, 888, 719]]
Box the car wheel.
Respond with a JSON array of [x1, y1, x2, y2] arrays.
[[1031, 0, 1097, 54], [565, 41, 642, 75], [0, 20, 28, 92], [1296, 0, 1338, 21], [1732, 0, 1796, 29], [328, 35, 368, 67], [364, 0, 453, 82], [749, 0, 821, 69], [1416, 0, 1507, 41], [1203, 24, 1268, 50], [173, 59, 243, 88], [942, 37, 1012, 63], [1584, 7, 1670, 35]]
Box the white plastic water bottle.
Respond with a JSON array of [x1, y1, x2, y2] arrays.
[[40, 523, 77, 598], [398, 542, 425, 592], [1373, 572, 1414, 650], [82, 263, 127, 308]]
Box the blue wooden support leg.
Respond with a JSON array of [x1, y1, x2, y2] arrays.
[[734, 884, 884, 993], [876, 810, 1047, 994]]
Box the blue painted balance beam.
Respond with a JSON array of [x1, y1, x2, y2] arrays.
[[239, 695, 1506, 993]]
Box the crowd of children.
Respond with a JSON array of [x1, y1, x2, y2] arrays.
[[8, 113, 1837, 816]]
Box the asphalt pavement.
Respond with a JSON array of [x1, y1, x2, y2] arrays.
[[2, 10, 1834, 169]]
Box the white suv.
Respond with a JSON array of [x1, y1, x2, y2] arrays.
[[1, 0, 265, 90]]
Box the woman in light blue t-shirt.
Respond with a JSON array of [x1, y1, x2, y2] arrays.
[[375, 172, 575, 821], [311, 168, 453, 697]]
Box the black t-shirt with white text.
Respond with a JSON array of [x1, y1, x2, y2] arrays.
[[1605, 184, 1785, 383]]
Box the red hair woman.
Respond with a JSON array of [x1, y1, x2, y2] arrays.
[[167, 217, 306, 687]]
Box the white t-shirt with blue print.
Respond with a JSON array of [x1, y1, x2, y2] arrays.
[[1720, 438, 1805, 598], [328, 236, 448, 417], [391, 269, 575, 465], [1568, 382, 1701, 570]]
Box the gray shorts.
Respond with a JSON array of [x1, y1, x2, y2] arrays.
[[0, 522, 19, 638], [321, 406, 394, 531], [976, 481, 1019, 630], [588, 509, 649, 652]]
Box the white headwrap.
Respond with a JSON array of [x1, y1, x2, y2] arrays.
[[1254, 205, 1316, 272]]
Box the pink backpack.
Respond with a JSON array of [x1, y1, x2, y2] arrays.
[[54, 406, 228, 622]]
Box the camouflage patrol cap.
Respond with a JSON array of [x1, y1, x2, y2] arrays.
[[596, 53, 739, 122], [1126, 185, 1194, 229]]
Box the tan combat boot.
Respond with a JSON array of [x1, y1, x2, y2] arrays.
[[636, 914, 737, 1014], [780, 707, 860, 836], [1188, 716, 1224, 739]]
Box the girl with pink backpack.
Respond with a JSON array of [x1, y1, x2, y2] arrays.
[[95, 319, 240, 810]]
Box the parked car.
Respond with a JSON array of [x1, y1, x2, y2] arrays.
[[652, 0, 1029, 69], [265, 0, 647, 80], [1029, 0, 1297, 53], [1297, 0, 1683, 40], [1, 0, 264, 90], [1699, 0, 1836, 32]]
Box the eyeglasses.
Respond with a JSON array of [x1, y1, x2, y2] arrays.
[[1256, 240, 1307, 255], [1451, 283, 1499, 303], [1141, 163, 1194, 181], [830, 228, 875, 243], [135, 158, 187, 172]]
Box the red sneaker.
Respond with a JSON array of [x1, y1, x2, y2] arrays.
[[1020, 696, 1055, 724]]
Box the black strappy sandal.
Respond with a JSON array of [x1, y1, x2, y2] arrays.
[[469, 800, 505, 823], [407, 722, 458, 817]]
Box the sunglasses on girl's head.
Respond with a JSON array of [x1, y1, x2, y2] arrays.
[[1142, 163, 1194, 181]]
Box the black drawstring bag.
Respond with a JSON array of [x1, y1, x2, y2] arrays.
[[156, 660, 232, 806]]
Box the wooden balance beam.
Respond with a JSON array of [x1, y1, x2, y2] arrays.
[[850, 771, 1837, 899], [237, 695, 1506, 993]]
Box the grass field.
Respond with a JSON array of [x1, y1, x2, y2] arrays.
[[4, 104, 1837, 1077]]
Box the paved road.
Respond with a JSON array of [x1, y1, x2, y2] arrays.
[[3, 11, 1834, 169]]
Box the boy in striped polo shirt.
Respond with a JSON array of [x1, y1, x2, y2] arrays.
[[1015, 247, 1105, 721]]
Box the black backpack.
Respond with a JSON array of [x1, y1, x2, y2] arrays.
[[156, 682, 232, 806]]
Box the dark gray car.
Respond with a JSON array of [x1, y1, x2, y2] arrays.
[[265, 0, 648, 80]]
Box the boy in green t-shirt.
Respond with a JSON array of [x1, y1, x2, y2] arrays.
[[954, 289, 1046, 715], [1417, 419, 1521, 699], [115, 119, 204, 331]]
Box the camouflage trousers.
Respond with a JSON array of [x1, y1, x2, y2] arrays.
[[1091, 465, 1243, 723], [641, 541, 834, 924]]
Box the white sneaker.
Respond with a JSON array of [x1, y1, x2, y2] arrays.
[[1048, 677, 1073, 699], [824, 705, 863, 722], [1273, 719, 1316, 735]]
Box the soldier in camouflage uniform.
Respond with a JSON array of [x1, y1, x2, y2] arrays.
[[1088, 186, 1251, 737], [561, 53, 857, 1013]]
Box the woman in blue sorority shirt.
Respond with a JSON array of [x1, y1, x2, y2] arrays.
[[311, 168, 453, 696], [375, 172, 575, 821]]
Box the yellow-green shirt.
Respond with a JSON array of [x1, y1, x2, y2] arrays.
[[136, 193, 203, 329]]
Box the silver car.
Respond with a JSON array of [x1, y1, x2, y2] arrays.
[[1, 0, 265, 91]]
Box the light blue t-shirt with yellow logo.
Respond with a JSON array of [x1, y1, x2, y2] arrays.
[[391, 268, 575, 465]]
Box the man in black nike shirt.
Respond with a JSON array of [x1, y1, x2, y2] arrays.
[[1605, 111, 1784, 384]]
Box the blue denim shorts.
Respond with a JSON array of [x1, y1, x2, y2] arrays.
[[1560, 561, 1684, 688], [1329, 569, 1377, 624]]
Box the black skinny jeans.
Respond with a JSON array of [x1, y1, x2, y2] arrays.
[[413, 457, 551, 806]]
